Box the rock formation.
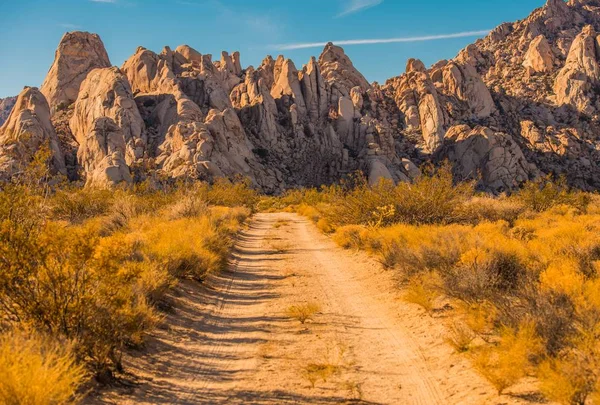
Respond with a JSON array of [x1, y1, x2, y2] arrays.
[[70, 67, 142, 186], [0, 87, 66, 177], [2, 0, 600, 191], [522, 35, 555, 74], [40, 32, 111, 113], [440, 125, 535, 192], [554, 25, 600, 115]]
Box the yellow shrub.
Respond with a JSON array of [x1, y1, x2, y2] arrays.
[[0, 331, 85, 405], [540, 259, 585, 296], [332, 225, 368, 249], [473, 322, 542, 394], [404, 273, 442, 313], [539, 337, 600, 405], [455, 196, 525, 225], [297, 204, 321, 223], [316, 217, 334, 233]]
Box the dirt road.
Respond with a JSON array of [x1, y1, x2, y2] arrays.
[[88, 213, 528, 405]]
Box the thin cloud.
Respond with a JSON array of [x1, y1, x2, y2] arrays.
[[337, 0, 383, 17], [59, 23, 82, 30], [90, 0, 117, 3], [274, 30, 492, 50]]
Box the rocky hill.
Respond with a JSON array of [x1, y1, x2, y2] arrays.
[[0, 0, 599, 192]]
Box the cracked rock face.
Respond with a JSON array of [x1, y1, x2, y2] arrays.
[[554, 25, 600, 115], [4, 0, 600, 191], [440, 125, 535, 193], [70, 67, 145, 166], [40, 32, 111, 113]]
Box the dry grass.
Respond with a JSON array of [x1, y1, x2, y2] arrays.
[[404, 274, 442, 313], [446, 322, 476, 353], [472, 322, 542, 394], [301, 344, 347, 388], [273, 219, 289, 229], [286, 303, 321, 324], [0, 330, 86, 405]]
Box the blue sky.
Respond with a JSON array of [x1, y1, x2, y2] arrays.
[[0, 0, 546, 98]]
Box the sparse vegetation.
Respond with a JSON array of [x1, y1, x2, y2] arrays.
[[301, 344, 347, 389], [446, 321, 476, 353], [0, 159, 255, 402], [283, 166, 600, 402], [286, 303, 321, 324]]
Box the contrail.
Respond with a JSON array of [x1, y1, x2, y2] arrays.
[[273, 30, 491, 51]]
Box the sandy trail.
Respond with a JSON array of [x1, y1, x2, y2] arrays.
[[87, 213, 530, 405]]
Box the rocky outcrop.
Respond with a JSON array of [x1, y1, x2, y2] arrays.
[[554, 25, 600, 115], [386, 59, 445, 153], [69, 68, 144, 186], [78, 117, 132, 187], [299, 57, 328, 120], [441, 62, 495, 119], [70, 67, 145, 166], [441, 125, 535, 193], [522, 35, 554, 74], [10, 0, 600, 192], [318, 42, 371, 99], [0, 96, 17, 127], [0, 87, 65, 176], [121, 46, 179, 95], [40, 32, 111, 113]]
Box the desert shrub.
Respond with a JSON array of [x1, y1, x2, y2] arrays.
[[0, 220, 161, 373], [0, 172, 251, 397], [203, 177, 259, 208], [303, 363, 340, 388], [139, 207, 247, 281], [455, 196, 525, 225], [373, 224, 468, 276], [332, 225, 369, 250], [297, 203, 323, 223], [301, 344, 346, 388], [51, 187, 114, 223], [447, 321, 476, 353], [517, 176, 591, 213], [404, 273, 442, 312], [461, 302, 497, 335], [168, 193, 208, 220], [0, 330, 85, 405], [326, 178, 397, 227], [286, 303, 321, 324], [393, 164, 473, 225], [316, 217, 334, 233], [539, 336, 600, 405], [443, 247, 526, 303], [473, 321, 542, 394], [100, 194, 140, 235]]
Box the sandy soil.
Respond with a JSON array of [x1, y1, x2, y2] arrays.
[[85, 213, 540, 405]]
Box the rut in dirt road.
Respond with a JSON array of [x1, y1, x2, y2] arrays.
[[88, 213, 526, 405]]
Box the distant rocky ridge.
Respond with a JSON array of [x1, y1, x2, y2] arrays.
[[0, 97, 16, 127], [1, 0, 599, 192]]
